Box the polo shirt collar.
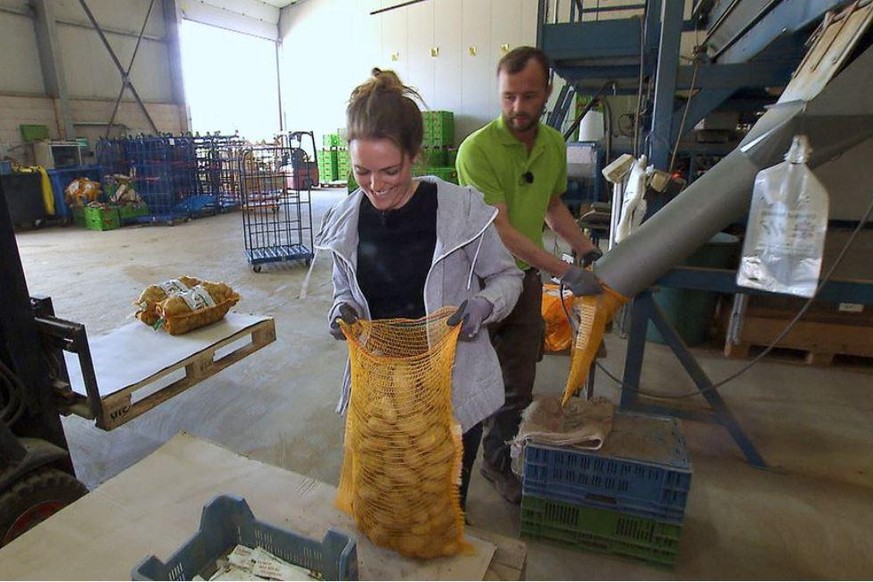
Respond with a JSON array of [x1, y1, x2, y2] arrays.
[[495, 116, 548, 161]]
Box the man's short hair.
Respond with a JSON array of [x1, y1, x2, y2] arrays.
[[497, 46, 550, 85]]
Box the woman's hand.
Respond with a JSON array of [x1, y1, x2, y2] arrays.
[[447, 297, 494, 341]]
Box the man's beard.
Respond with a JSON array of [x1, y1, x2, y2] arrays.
[[506, 114, 538, 133]]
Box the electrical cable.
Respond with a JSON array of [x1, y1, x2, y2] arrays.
[[668, 57, 700, 175], [0, 359, 28, 426], [563, 188, 873, 400], [632, 2, 647, 157]]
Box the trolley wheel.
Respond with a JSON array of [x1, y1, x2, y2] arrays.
[[166, 220, 175, 226], [253, 265, 262, 273], [305, 259, 311, 267]]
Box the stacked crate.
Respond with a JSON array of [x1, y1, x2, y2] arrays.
[[422, 110, 454, 147], [318, 148, 338, 183], [320, 132, 346, 184], [417, 110, 458, 184], [519, 412, 692, 568]]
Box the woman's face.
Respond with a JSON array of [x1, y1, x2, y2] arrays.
[[350, 138, 416, 211]]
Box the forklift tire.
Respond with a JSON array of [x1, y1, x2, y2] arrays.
[[0, 468, 88, 547]]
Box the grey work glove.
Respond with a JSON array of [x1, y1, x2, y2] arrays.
[[329, 303, 358, 340], [561, 265, 603, 296], [446, 297, 493, 341], [580, 248, 603, 268]]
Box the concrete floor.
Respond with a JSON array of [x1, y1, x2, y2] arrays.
[[13, 188, 873, 580]]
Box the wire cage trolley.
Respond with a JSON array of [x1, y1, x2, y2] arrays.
[[239, 134, 315, 272]]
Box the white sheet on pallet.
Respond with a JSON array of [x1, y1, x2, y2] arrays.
[[64, 312, 271, 398]]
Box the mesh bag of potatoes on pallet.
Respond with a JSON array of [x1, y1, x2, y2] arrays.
[[134, 276, 240, 335], [336, 306, 470, 559]]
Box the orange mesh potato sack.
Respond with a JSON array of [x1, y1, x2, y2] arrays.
[[336, 306, 470, 559], [541, 283, 575, 352]]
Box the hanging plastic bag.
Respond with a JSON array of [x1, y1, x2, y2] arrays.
[[737, 135, 829, 298], [614, 155, 649, 243]]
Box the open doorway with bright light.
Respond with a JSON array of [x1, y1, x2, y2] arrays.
[[179, 20, 281, 142]]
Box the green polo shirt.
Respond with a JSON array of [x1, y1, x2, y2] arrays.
[[456, 116, 567, 269]]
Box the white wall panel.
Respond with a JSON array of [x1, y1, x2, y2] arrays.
[[405, 0, 434, 103], [459, 0, 494, 140], [432, 0, 462, 113], [0, 11, 45, 94], [379, 0, 408, 82], [279, 0, 543, 145]]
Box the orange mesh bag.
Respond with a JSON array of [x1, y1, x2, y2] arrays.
[[562, 284, 629, 406], [336, 306, 471, 559], [134, 276, 202, 326], [541, 283, 575, 352], [155, 282, 240, 335]]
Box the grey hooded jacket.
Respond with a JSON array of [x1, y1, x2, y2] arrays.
[[314, 176, 524, 432]]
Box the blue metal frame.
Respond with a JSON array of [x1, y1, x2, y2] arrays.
[[649, 0, 685, 170], [658, 266, 873, 305], [621, 289, 767, 468]]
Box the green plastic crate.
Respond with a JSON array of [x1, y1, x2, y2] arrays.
[[446, 147, 458, 167], [520, 495, 682, 568], [336, 149, 351, 176], [322, 133, 341, 148], [72, 206, 85, 227], [414, 166, 458, 184], [84, 206, 120, 231], [20, 124, 49, 141], [420, 147, 448, 167], [118, 204, 149, 223], [319, 149, 339, 182], [422, 111, 454, 147]]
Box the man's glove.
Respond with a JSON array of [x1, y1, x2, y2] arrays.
[[580, 248, 603, 268], [447, 297, 493, 341], [329, 303, 359, 340], [561, 265, 603, 296]]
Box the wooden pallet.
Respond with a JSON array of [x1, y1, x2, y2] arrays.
[[725, 313, 873, 366], [66, 314, 276, 430]]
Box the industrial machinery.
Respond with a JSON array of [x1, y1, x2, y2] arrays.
[[548, 1, 873, 465], [0, 178, 96, 545]]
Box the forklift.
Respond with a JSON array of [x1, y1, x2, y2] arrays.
[[0, 178, 98, 545]]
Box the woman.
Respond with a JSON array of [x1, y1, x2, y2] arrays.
[[315, 69, 523, 508]]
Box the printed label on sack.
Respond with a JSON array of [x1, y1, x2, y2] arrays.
[[158, 278, 190, 296], [179, 285, 217, 311]]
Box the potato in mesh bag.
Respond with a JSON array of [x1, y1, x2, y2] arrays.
[[155, 282, 240, 335], [134, 276, 201, 325], [336, 308, 469, 559]]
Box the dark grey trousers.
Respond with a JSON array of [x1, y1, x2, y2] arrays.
[[482, 268, 544, 472]]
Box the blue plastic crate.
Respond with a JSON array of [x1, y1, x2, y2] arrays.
[[47, 165, 103, 219], [132, 495, 358, 581], [522, 412, 692, 524]]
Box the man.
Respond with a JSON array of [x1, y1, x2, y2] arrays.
[[456, 46, 602, 504]]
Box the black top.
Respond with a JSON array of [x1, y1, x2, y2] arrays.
[[357, 181, 438, 319]]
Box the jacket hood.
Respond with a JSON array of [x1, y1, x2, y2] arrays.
[[315, 176, 497, 263]]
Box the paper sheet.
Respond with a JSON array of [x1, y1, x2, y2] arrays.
[[63, 312, 270, 398]]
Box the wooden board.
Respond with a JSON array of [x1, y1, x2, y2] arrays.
[[63, 313, 276, 430], [0, 433, 525, 581], [725, 313, 873, 365]]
